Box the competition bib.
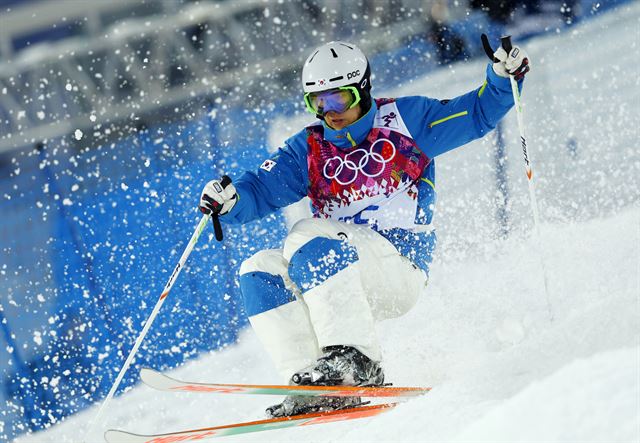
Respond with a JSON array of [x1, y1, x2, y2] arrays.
[[306, 99, 431, 231]]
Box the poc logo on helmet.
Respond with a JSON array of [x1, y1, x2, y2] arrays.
[[346, 70, 360, 80]]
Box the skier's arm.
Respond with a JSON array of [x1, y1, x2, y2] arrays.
[[398, 63, 523, 158], [221, 134, 308, 225]]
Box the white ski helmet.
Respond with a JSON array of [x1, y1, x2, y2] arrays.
[[302, 41, 372, 115]]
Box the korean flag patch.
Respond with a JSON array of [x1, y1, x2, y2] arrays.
[[260, 159, 276, 172]]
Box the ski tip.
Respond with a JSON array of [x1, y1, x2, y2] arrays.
[[139, 367, 159, 379], [104, 429, 138, 443], [139, 367, 167, 392]]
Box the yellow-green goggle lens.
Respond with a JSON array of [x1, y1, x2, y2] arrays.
[[304, 87, 360, 115]]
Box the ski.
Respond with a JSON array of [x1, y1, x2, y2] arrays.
[[104, 402, 397, 443], [140, 368, 431, 398]]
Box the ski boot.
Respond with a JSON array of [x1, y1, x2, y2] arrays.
[[265, 345, 384, 418], [265, 394, 363, 418]]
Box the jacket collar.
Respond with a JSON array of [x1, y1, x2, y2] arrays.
[[322, 100, 377, 149]]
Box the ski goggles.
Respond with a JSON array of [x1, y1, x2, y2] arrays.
[[304, 86, 361, 115]]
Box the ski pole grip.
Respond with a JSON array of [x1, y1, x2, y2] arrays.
[[481, 34, 499, 62], [500, 35, 513, 54], [481, 34, 513, 62], [211, 175, 232, 242]]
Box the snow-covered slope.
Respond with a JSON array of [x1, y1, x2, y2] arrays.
[[19, 3, 640, 443], [23, 202, 639, 443]]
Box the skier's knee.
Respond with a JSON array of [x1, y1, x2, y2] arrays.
[[239, 249, 287, 276], [288, 237, 358, 293], [286, 219, 322, 248], [289, 218, 330, 238], [283, 218, 350, 260], [240, 250, 293, 317]]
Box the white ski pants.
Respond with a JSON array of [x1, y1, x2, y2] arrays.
[[239, 218, 427, 381]]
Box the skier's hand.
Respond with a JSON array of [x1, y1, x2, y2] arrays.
[[199, 176, 237, 216], [492, 44, 530, 81]]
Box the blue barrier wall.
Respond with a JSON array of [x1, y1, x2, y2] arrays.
[[0, 110, 290, 439]]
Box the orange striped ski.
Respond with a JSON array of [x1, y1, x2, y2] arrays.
[[104, 402, 396, 443], [141, 368, 431, 398]]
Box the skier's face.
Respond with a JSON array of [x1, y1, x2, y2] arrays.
[[324, 104, 362, 130]]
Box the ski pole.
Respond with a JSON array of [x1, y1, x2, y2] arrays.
[[481, 34, 553, 320], [85, 176, 231, 439]]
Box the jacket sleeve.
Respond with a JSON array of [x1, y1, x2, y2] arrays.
[[397, 63, 522, 158], [222, 130, 309, 224]]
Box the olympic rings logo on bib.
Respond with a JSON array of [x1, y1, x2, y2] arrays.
[[323, 139, 396, 186]]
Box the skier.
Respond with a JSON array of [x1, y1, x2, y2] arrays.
[[199, 40, 529, 417]]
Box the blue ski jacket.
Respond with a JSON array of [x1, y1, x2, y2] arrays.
[[222, 64, 522, 273]]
